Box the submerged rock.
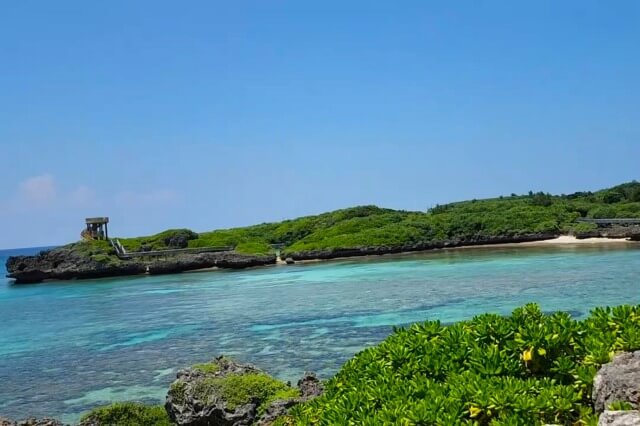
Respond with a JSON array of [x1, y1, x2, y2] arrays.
[[593, 351, 640, 413], [166, 356, 322, 426], [0, 418, 63, 426]]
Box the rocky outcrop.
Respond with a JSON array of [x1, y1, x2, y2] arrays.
[[164, 230, 199, 249], [285, 233, 560, 261], [255, 372, 323, 426], [166, 356, 267, 425], [296, 372, 323, 400], [6, 246, 276, 284], [0, 418, 63, 426], [6, 246, 145, 283], [165, 356, 322, 426], [576, 225, 640, 240], [593, 351, 640, 413], [598, 411, 640, 426], [144, 252, 276, 275]]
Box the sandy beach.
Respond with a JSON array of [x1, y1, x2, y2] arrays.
[[523, 235, 634, 245], [281, 235, 637, 266]]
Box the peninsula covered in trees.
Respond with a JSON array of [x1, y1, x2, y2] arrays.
[[6, 182, 640, 283]]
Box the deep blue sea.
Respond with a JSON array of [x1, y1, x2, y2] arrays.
[[1, 244, 640, 423]]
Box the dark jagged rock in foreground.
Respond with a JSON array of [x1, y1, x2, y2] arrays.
[[593, 351, 640, 414], [165, 356, 322, 426], [255, 373, 323, 426], [6, 246, 276, 284]]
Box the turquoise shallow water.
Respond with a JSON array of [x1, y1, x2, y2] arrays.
[[1, 244, 640, 423]]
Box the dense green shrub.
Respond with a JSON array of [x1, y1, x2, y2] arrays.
[[286, 304, 640, 425], [79, 402, 171, 426], [565, 222, 598, 235]]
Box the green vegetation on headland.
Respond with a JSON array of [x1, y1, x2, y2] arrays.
[[80, 181, 640, 259], [8, 181, 640, 283], [77, 303, 640, 425]]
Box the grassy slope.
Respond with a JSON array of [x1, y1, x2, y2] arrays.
[[76, 181, 640, 259]]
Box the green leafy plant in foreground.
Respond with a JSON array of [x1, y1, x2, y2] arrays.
[[607, 401, 635, 411], [287, 304, 640, 425]]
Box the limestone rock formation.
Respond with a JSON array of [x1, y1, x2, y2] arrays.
[[296, 372, 324, 400], [593, 351, 640, 413], [5, 246, 145, 283], [286, 233, 559, 261], [165, 356, 322, 426], [166, 357, 262, 426], [6, 246, 276, 284], [164, 230, 199, 249], [598, 410, 640, 426], [256, 372, 324, 426]]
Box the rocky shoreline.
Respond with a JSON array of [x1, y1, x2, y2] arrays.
[[286, 232, 561, 261], [5, 247, 276, 284], [7, 230, 640, 284]]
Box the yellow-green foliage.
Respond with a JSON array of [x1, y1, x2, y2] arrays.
[[72, 240, 113, 255], [608, 401, 635, 411], [289, 304, 640, 425], [71, 241, 122, 265], [169, 381, 187, 406], [193, 372, 299, 412], [80, 402, 171, 426], [234, 241, 273, 255], [192, 361, 220, 374]]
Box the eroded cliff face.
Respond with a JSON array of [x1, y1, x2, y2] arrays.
[[284, 232, 560, 261], [575, 225, 640, 240], [6, 247, 276, 284]]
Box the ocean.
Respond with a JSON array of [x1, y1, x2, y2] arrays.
[[1, 244, 639, 423]]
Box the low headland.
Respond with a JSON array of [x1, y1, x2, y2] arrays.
[[7, 181, 640, 283]]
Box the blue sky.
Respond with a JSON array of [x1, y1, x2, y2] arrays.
[[1, 1, 639, 248]]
